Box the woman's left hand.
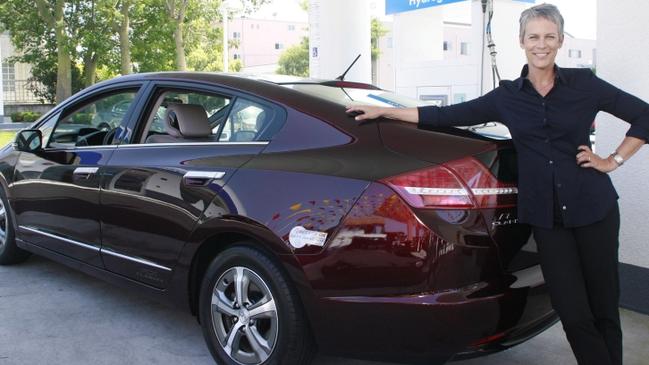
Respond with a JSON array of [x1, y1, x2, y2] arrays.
[[576, 145, 618, 173]]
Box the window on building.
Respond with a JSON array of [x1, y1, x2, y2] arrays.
[[569, 49, 582, 58], [233, 31, 241, 39], [460, 42, 470, 55], [275, 43, 284, 50], [288, 24, 295, 31], [2, 61, 16, 92], [233, 54, 240, 60], [453, 93, 467, 104], [443, 41, 451, 51]]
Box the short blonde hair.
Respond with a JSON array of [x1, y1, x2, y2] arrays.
[[519, 3, 564, 41]]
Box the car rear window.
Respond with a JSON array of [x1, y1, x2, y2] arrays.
[[280, 83, 511, 140]]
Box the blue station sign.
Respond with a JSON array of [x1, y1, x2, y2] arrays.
[[385, 0, 535, 15], [385, 0, 468, 15]]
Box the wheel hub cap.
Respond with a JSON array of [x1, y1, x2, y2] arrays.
[[211, 266, 279, 365]]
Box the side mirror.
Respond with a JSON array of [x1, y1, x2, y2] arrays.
[[14, 129, 43, 152]]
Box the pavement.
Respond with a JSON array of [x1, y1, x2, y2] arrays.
[[0, 122, 29, 130], [1, 255, 648, 365]]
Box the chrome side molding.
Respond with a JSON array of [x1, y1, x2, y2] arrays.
[[19, 225, 100, 252], [18, 225, 172, 272]]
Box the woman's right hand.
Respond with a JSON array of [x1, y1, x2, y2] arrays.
[[345, 105, 386, 121], [346, 105, 420, 124]]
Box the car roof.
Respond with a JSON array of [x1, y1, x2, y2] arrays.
[[89, 72, 373, 131]]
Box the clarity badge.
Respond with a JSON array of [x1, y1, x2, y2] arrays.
[[288, 226, 328, 249]]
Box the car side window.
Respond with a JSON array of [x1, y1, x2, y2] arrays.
[[48, 90, 138, 148], [217, 98, 275, 142], [142, 90, 231, 144]]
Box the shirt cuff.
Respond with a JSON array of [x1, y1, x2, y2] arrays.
[[625, 125, 649, 144], [417, 106, 440, 130]]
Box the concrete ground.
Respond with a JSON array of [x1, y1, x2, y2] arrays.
[[1, 255, 648, 365]]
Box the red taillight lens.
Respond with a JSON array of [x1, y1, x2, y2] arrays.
[[382, 156, 517, 209], [446, 157, 518, 208]]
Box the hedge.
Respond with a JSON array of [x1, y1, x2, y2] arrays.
[[10, 111, 43, 123]]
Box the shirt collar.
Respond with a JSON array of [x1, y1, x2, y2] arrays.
[[516, 64, 567, 90]]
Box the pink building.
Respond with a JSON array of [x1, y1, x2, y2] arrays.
[[228, 17, 308, 74]]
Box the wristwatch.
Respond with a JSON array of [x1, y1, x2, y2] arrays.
[[610, 152, 625, 166]]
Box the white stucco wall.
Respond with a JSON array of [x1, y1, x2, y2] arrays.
[[597, 0, 649, 269]]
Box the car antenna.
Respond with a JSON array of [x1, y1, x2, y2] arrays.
[[336, 54, 361, 81]]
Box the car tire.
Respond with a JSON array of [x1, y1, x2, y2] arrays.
[[199, 245, 315, 365], [0, 187, 30, 265]]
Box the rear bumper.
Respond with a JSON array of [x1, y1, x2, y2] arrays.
[[313, 266, 556, 365]]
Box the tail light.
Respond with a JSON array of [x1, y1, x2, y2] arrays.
[[381, 156, 517, 209]]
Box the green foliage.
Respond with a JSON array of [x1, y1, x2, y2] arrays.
[[371, 18, 388, 62], [10, 111, 43, 123], [71, 112, 94, 124], [0, 0, 274, 101], [276, 37, 309, 77], [229, 59, 243, 72]]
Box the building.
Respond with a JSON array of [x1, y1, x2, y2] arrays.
[[1, 31, 51, 122], [375, 1, 596, 105], [227, 17, 308, 74]]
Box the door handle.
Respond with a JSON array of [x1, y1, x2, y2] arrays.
[[73, 167, 99, 178], [183, 171, 226, 186]]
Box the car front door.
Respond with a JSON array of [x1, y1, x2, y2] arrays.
[[98, 82, 283, 288], [11, 83, 146, 266]]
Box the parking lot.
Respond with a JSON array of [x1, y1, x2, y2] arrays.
[[1, 255, 648, 365]]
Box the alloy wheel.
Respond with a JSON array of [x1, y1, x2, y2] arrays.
[[0, 197, 6, 248], [211, 266, 279, 365]]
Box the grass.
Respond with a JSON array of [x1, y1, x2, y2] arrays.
[[0, 131, 17, 147]]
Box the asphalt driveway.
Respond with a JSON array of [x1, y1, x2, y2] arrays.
[[1, 255, 648, 365]]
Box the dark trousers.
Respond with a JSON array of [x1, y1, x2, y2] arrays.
[[532, 203, 622, 365]]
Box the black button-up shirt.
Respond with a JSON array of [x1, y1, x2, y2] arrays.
[[417, 65, 649, 229]]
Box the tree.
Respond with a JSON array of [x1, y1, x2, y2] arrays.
[[35, 0, 72, 103], [371, 18, 388, 85], [0, 0, 272, 103], [98, 0, 135, 75], [79, 0, 120, 86], [276, 37, 309, 77], [166, 0, 190, 70], [0, 0, 114, 100]]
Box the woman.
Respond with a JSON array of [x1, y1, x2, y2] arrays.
[[346, 4, 648, 365]]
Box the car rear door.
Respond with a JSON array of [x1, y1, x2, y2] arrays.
[[98, 81, 285, 288], [11, 82, 146, 266]]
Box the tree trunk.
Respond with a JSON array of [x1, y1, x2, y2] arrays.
[[83, 53, 97, 87], [54, 20, 72, 103], [119, 0, 132, 74], [38, 0, 71, 103], [174, 21, 186, 70], [167, 0, 188, 71]]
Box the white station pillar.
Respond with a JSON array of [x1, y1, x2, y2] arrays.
[[308, 0, 372, 83]]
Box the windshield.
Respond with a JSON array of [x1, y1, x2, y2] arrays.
[[280, 83, 511, 140]]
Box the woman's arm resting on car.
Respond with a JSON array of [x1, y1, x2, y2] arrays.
[[346, 88, 501, 128], [345, 105, 419, 123]]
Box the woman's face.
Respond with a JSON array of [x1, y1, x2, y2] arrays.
[[520, 17, 563, 71]]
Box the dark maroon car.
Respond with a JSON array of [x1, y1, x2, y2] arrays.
[[0, 72, 557, 365]]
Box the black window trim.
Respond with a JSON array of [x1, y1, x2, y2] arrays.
[[123, 79, 287, 145], [34, 81, 149, 151]]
